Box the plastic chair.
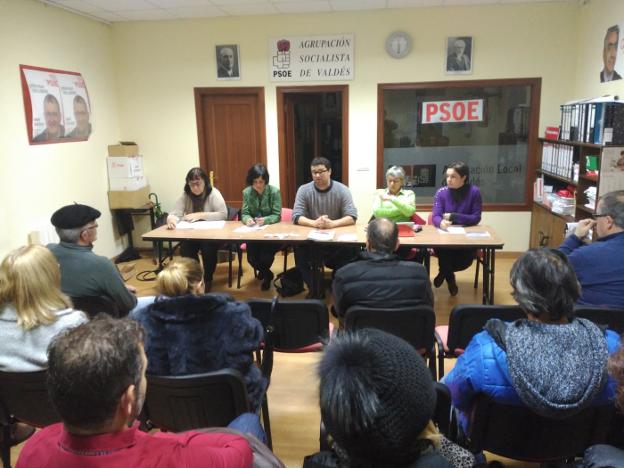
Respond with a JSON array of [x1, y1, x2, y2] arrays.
[[343, 305, 438, 380], [246, 296, 332, 353], [0, 370, 60, 468], [434, 304, 524, 378], [574, 305, 624, 334], [71, 295, 122, 318], [467, 393, 614, 463], [143, 368, 272, 449]]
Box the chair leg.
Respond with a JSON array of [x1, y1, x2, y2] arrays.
[[474, 255, 480, 289], [1, 423, 12, 468], [261, 395, 272, 451], [283, 249, 288, 272], [237, 248, 243, 289]]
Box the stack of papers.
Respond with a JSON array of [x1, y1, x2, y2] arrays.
[[233, 225, 268, 233], [307, 230, 335, 241]]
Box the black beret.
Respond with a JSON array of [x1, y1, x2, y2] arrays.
[[51, 204, 101, 229]]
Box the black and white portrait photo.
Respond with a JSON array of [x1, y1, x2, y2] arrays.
[[445, 36, 473, 74], [216, 44, 240, 80]]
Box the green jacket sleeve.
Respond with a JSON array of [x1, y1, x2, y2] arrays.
[[241, 188, 253, 224], [263, 186, 282, 225]]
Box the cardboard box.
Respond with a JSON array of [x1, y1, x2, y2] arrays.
[[107, 156, 144, 178], [108, 142, 139, 157], [109, 175, 148, 191], [108, 185, 151, 209]]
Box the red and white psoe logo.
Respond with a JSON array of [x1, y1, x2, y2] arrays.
[[422, 99, 484, 124]]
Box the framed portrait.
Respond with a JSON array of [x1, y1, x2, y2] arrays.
[[600, 24, 624, 83], [445, 36, 473, 75], [215, 44, 240, 80]]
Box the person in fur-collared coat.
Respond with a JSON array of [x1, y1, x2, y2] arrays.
[[130, 258, 266, 411]]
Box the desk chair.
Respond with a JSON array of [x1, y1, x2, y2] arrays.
[[143, 368, 272, 450], [0, 370, 60, 468], [574, 305, 624, 334], [467, 394, 614, 463], [71, 295, 122, 319], [246, 297, 332, 353], [434, 304, 523, 378], [343, 305, 438, 380]]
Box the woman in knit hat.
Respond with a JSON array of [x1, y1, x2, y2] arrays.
[[304, 329, 473, 467]]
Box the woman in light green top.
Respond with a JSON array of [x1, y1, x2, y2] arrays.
[[372, 165, 416, 222], [241, 164, 282, 290]]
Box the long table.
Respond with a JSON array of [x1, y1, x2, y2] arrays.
[[142, 222, 505, 304]]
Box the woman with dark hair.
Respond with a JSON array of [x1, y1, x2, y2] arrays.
[[166, 167, 227, 291], [431, 161, 482, 296], [241, 164, 282, 290], [444, 248, 619, 436]]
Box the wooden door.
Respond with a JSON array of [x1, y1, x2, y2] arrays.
[[194, 88, 266, 208]]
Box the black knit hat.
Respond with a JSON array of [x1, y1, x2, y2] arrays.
[[319, 329, 436, 465], [51, 204, 101, 229]]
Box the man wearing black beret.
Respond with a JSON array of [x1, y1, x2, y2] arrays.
[[47, 203, 138, 315]]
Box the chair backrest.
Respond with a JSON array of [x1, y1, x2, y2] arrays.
[[574, 305, 624, 334], [446, 304, 524, 355], [0, 370, 60, 428], [411, 213, 427, 225], [227, 206, 240, 221], [467, 394, 614, 462], [246, 298, 330, 350], [144, 369, 250, 432], [433, 382, 452, 437], [281, 207, 293, 222], [71, 295, 122, 319], [344, 305, 436, 354]]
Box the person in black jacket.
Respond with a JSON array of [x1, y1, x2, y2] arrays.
[[332, 217, 433, 322]]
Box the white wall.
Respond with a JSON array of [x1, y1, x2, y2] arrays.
[[0, 0, 121, 258], [111, 2, 579, 251]]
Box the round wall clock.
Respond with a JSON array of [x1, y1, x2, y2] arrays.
[[385, 31, 412, 59]]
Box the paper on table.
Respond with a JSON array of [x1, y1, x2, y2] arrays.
[[176, 220, 225, 230], [446, 226, 466, 234], [307, 230, 335, 241], [465, 231, 491, 238], [233, 225, 269, 233]]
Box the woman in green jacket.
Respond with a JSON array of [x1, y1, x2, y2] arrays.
[[241, 164, 282, 290]]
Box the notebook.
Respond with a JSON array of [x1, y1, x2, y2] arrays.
[[397, 222, 415, 237]]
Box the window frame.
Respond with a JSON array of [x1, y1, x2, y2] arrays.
[[376, 77, 542, 211]]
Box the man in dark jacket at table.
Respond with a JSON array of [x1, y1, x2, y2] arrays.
[[332, 217, 433, 322]]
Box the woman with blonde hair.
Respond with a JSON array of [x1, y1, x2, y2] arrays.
[[131, 257, 267, 411], [0, 245, 87, 372]]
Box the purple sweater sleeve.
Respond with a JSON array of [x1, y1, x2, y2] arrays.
[[432, 185, 482, 227]]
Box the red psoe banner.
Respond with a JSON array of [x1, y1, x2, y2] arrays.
[[422, 99, 484, 124]]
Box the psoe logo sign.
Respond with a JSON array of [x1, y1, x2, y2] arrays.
[[272, 39, 292, 79], [422, 99, 484, 124]]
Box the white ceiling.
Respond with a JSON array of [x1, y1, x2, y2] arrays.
[[40, 0, 579, 24]]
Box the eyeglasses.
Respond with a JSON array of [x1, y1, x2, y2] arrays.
[[592, 213, 611, 219], [311, 169, 328, 176], [188, 180, 204, 187]]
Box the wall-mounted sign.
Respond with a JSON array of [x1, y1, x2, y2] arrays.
[[269, 34, 354, 82], [20, 65, 92, 144], [422, 99, 484, 124]]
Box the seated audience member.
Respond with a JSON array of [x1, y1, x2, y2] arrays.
[[17, 315, 260, 468], [444, 248, 619, 435], [583, 345, 624, 466], [130, 258, 266, 412], [558, 189, 624, 308], [48, 203, 142, 315], [372, 166, 416, 223], [0, 245, 87, 371], [304, 329, 473, 468], [166, 167, 228, 292], [293, 157, 358, 295], [431, 161, 482, 296], [332, 218, 433, 321], [241, 163, 282, 290]]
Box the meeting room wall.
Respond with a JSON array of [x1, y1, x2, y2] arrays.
[[574, 0, 624, 100], [0, 0, 122, 258], [111, 2, 580, 252]]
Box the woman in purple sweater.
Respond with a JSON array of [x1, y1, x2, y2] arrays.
[[432, 161, 482, 295]]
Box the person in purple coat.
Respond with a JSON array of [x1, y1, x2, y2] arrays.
[[431, 161, 482, 295]]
